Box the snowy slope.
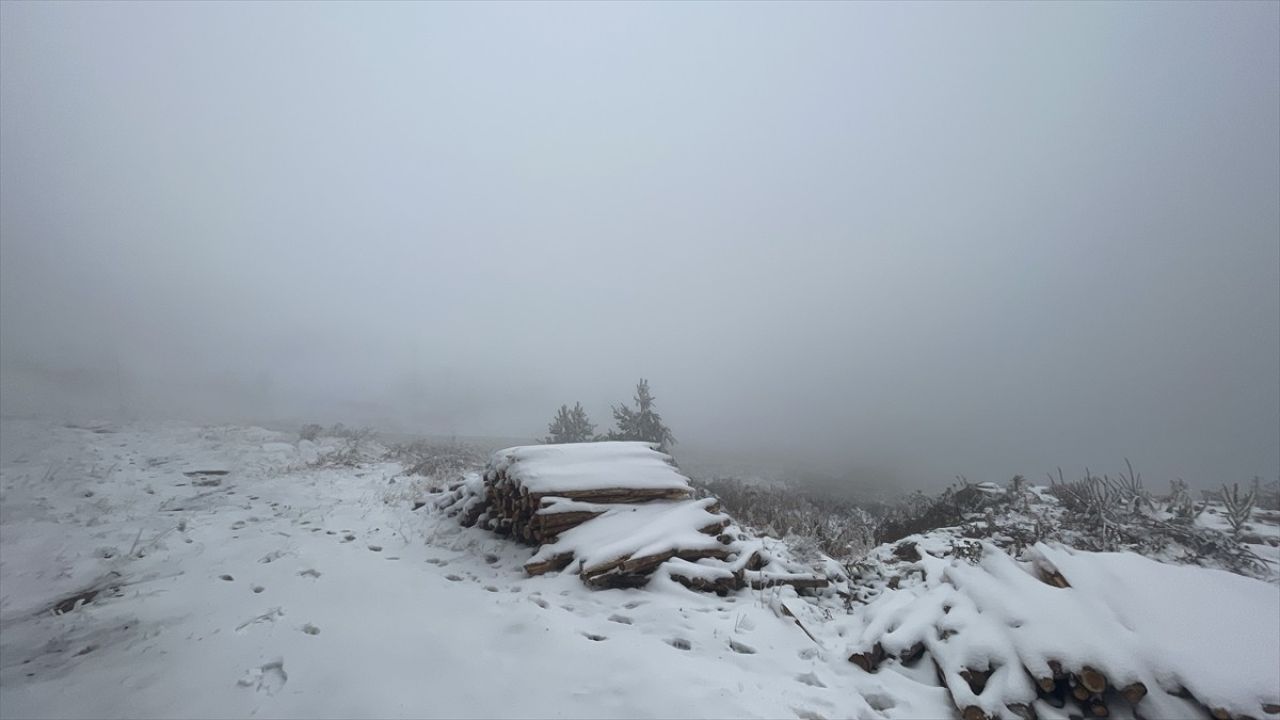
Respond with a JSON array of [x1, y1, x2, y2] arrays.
[[0, 419, 949, 720], [2, 419, 1276, 720]]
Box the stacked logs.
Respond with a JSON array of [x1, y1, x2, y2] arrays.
[[462, 443, 829, 595], [462, 466, 692, 545]]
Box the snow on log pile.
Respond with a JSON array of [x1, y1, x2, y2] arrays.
[[448, 442, 828, 592], [842, 535, 1280, 720]]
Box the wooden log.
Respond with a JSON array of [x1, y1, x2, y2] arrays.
[[960, 668, 991, 695], [1005, 703, 1037, 720], [523, 552, 574, 576], [1039, 568, 1070, 588], [528, 487, 691, 504], [848, 642, 885, 673], [535, 510, 604, 533], [1080, 666, 1107, 694], [698, 517, 731, 536], [898, 641, 925, 665], [1120, 682, 1147, 705], [667, 569, 740, 595], [580, 569, 651, 590]]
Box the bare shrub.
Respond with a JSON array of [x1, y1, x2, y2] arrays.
[[693, 476, 875, 563], [311, 426, 377, 468]]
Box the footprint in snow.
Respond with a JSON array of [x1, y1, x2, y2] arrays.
[[792, 707, 826, 720], [729, 640, 756, 655], [235, 607, 284, 633], [529, 596, 549, 609], [340, 534, 355, 543], [258, 550, 284, 564], [795, 671, 827, 688], [367, 545, 382, 552], [425, 558, 447, 566], [666, 637, 692, 651], [623, 600, 646, 610], [483, 554, 500, 565], [252, 586, 265, 594], [300, 624, 320, 635], [581, 633, 607, 642], [607, 614, 632, 625], [863, 691, 895, 711], [298, 569, 321, 579], [219, 574, 235, 582], [446, 574, 463, 582], [483, 586, 499, 593], [237, 659, 287, 695]]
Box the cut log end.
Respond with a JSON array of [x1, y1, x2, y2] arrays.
[[1080, 666, 1107, 694], [1120, 682, 1148, 705]]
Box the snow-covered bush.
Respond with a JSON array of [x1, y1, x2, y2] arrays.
[[386, 439, 484, 483], [310, 426, 379, 468], [1220, 481, 1258, 539]]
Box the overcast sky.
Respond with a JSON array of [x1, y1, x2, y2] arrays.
[[2, 1, 1277, 489]]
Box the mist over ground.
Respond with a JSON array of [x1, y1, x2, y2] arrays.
[[2, 2, 1277, 491]]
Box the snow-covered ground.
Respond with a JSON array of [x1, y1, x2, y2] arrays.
[[1, 418, 1276, 719], [0, 418, 951, 719]]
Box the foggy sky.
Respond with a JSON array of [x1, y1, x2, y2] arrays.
[[2, 1, 1277, 489]]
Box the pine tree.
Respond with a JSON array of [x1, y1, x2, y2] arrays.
[[608, 378, 675, 452], [544, 402, 596, 444]]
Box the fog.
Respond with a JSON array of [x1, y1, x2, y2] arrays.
[[2, 2, 1277, 490]]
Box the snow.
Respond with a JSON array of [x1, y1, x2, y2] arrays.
[[2, 418, 1275, 720], [488, 441, 692, 495], [0, 418, 945, 720]]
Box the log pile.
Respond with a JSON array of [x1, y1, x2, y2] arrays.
[[461, 441, 697, 544], [462, 442, 828, 594], [845, 541, 1280, 720]]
